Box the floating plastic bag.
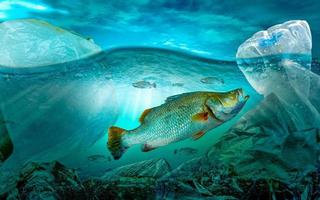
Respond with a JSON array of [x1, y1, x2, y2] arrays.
[[236, 20, 312, 97], [211, 20, 320, 185], [0, 19, 101, 68]]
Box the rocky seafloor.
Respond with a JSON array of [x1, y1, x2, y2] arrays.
[[0, 156, 318, 200]]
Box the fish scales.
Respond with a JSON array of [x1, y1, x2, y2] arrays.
[[107, 89, 249, 160], [124, 94, 206, 147]]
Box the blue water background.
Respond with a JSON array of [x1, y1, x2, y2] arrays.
[[0, 0, 320, 177]]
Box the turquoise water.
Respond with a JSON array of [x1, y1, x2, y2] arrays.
[[0, 47, 261, 176], [0, 1, 319, 199]]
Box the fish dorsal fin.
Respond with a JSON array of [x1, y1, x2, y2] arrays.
[[139, 108, 152, 123], [165, 92, 198, 103]]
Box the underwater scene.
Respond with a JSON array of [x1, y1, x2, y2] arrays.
[[0, 0, 319, 199]]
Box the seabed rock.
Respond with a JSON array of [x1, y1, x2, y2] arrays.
[[102, 158, 171, 179], [0, 158, 318, 199], [84, 158, 171, 199], [1, 161, 86, 199], [84, 177, 157, 200], [156, 156, 318, 199]]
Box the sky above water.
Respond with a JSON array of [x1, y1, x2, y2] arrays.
[[1, 0, 320, 60]]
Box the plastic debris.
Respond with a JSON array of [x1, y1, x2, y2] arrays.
[[0, 19, 101, 68], [211, 20, 320, 186]]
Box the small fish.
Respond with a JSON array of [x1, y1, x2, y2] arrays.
[[2, 74, 11, 81], [174, 147, 198, 155], [200, 77, 224, 85], [132, 81, 156, 89], [105, 75, 112, 80], [107, 88, 249, 160], [172, 83, 184, 87], [87, 154, 106, 161]]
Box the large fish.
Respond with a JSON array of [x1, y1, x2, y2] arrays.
[[108, 88, 249, 160]]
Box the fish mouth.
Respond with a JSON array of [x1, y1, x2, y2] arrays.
[[230, 89, 249, 114], [235, 88, 250, 103], [219, 88, 250, 116], [206, 88, 249, 122]]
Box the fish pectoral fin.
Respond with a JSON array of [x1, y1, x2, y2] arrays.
[[142, 144, 157, 152], [191, 112, 209, 122], [192, 131, 205, 140], [139, 108, 152, 123]]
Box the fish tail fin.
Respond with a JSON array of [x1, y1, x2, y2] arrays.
[[107, 126, 129, 160]]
